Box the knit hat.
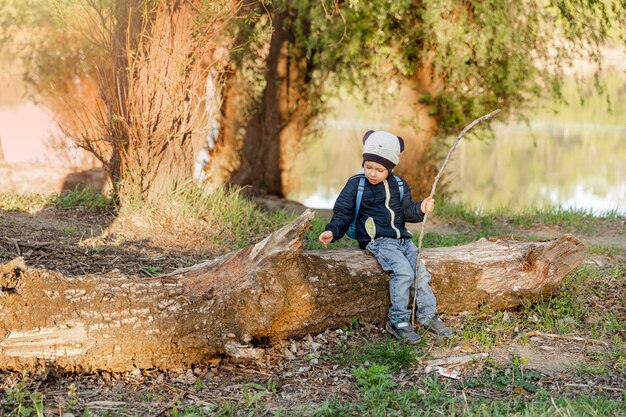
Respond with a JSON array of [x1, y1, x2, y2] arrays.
[[362, 130, 405, 173]]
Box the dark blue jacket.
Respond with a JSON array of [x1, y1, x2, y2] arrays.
[[325, 174, 426, 249]]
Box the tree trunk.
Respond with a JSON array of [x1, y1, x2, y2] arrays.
[[230, 11, 312, 196], [390, 66, 443, 198], [0, 211, 584, 373]]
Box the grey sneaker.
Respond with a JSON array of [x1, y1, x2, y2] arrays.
[[423, 315, 453, 337], [386, 319, 421, 344]]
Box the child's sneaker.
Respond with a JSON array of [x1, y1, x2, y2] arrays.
[[423, 315, 452, 337], [386, 319, 421, 344]]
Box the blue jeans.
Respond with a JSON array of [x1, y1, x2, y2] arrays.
[[366, 237, 437, 324]]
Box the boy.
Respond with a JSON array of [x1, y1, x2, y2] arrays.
[[318, 130, 452, 343]]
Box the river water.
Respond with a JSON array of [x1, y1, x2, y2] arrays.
[[287, 83, 626, 216]]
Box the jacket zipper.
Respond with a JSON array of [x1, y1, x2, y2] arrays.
[[383, 180, 401, 238]]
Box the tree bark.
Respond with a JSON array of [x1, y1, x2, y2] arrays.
[[0, 211, 584, 373]]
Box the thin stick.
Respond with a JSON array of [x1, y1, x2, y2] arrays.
[[550, 396, 567, 417], [526, 330, 609, 347], [412, 109, 501, 327], [421, 352, 489, 367], [563, 383, 624, 392]]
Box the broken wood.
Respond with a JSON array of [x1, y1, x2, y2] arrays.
[[0, 210, 585, 372]]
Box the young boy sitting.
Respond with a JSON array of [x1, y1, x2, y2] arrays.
[[318, 130, 452, 343]]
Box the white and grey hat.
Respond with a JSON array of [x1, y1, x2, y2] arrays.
[[362, 130, 405, 173]]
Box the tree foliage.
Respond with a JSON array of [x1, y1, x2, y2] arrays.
[[283, 0, 624, 133], [219, 0, 623, 196]]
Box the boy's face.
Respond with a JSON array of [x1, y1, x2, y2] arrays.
[[363, 160, 389, 185]]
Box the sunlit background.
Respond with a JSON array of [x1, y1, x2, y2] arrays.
[[1, 51, 625, 215], [287, 60, 626, 216]]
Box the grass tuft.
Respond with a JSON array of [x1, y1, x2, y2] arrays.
[[436, 200, 624, 235], [328, 338, 419, 371], [117, 183, 295, 250], [0, 188, 114, 214], [304, 215, 359, 250], [50, 187, 115, 212], [0, 193, 49, 212]]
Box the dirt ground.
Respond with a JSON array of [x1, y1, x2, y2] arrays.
[[0, 205, 624, 416]]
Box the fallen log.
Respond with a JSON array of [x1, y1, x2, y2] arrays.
[[0, 210, 584, 372]]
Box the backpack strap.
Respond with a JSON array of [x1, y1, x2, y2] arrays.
[[347, 175, 366, 239], [394, 176, 404, 201], [353, 175, 366, 223]]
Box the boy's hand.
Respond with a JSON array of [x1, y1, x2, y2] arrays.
[[318, 231, 333, 248], [420, 196, 435, 215]]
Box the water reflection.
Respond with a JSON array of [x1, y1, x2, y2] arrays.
[[289, 121, 387, 208], [289, 120, 626, 215], [0, 71, 89, 168], [446, 122, 626, 215]]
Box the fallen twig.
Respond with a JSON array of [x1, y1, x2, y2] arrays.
[[12, 239, 21, 256], [564, 383, 624, 392], [152, 393, 183, 417], [421, 352, 489, 367], [550, 396, 567, 417], [526, 330, 609, 347], [412, 109, 501, 325], [84, 401, 127, 408]]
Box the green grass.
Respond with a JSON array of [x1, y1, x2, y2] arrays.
[[50, 187, 115, 212], [460, 395, 625, 417], [327, 338, 420, 371], [435, 200, 623, 235], [509, 207, 620, 234], [588, 244, 624, 256], [118, 183, 296, 250], [304, 215, 359, 250], [520, 264, 625, 335], [139, 264, 161, 276], [0, 188, 114, 213], [449, 264, 625, 353], [450, 304, 522, 350], [2, 373, 44, 417], [302, 363, 622, 417], [580, 334, 626, 376], [420, 231, 496, 248], [436, 201, 495, 227], [55, 224, 78, 235], [200, 360, 625, 417], [462, 355, 543, 394], [0, 184, 294, 252], [0, 193, 49, 212], [348, 395, 621, 417]]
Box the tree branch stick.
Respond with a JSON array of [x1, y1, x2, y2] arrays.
[[412, 109, 501, 326], [526, 330, 609, 347], [422, 352, 489, 367]]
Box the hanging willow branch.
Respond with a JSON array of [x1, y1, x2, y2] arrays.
[[412, 109, 501, 326]]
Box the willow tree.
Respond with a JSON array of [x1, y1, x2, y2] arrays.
[[209, 0, 624, 197], [0, 0, 238, 200]]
